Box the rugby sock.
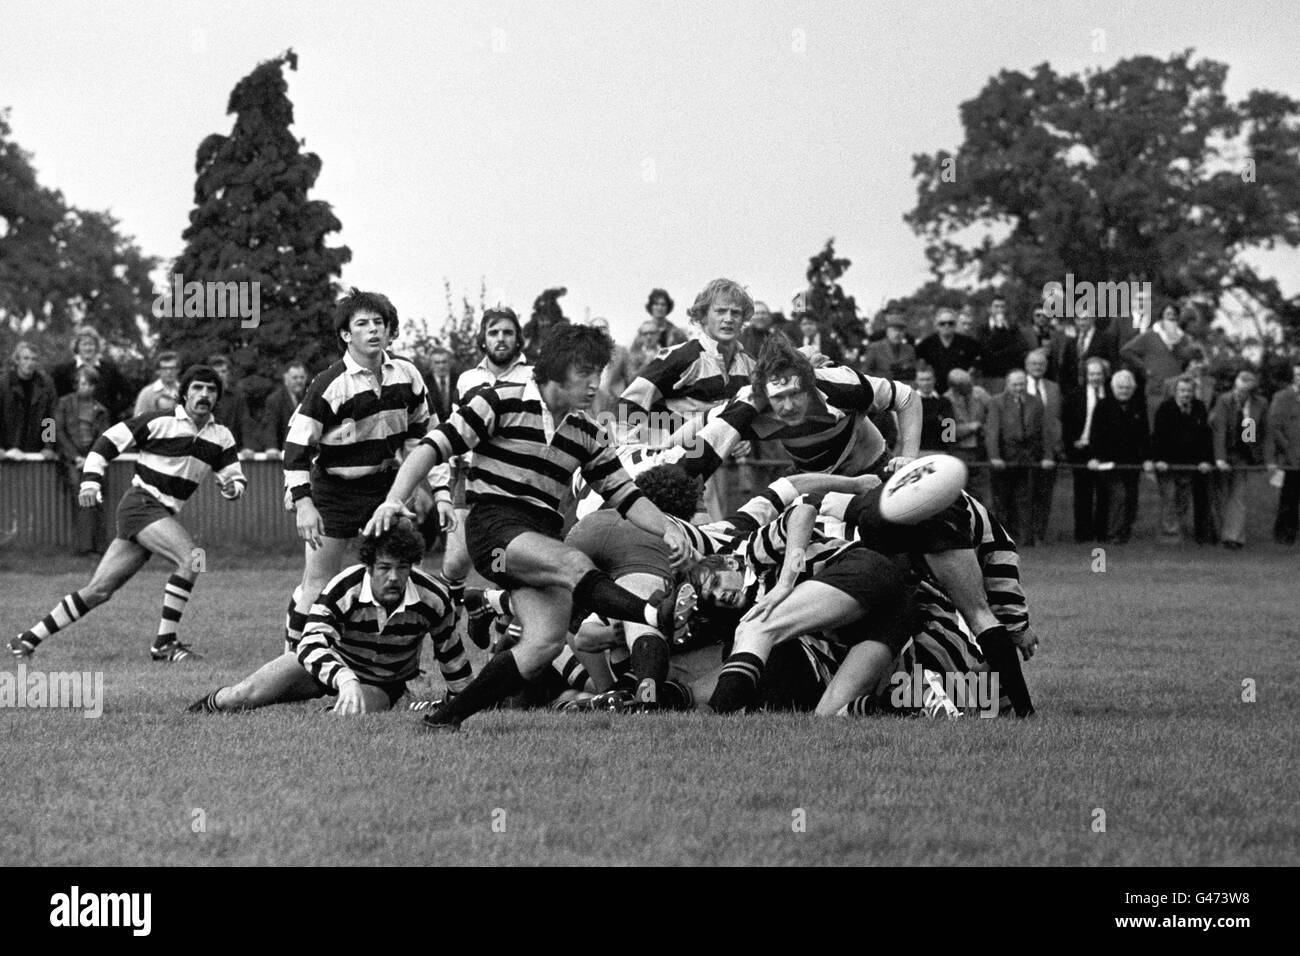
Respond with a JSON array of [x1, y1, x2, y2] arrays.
[[709, 652, 764, 713], [154, 575, 194, 648], [187, 688, 226, 714], [285, 586, 308, 648], [573, 570, 649, 624], [487, 590, 511, 616], [23, 592, 91, 647], [610, 653, 635, 690], [553, 645, 592, 692], [436, 572, 465, 608], [838, 695, 887, 717], [977, 625, 1035, 717], [434, 651, 526, 725]]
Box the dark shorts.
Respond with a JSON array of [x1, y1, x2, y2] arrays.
[[115, 487, 176, 542], [311, 471, 395, 539], [312, 675, 409, 709], [812, 545, 919, 655], [564, 510, 672, 589], [466, 498, 563, 588], [757, 640, 830, 712], [848, 487, 971, 554]]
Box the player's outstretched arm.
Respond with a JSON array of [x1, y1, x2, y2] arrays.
[[890, 384, 922, 468], [364, 442, 442, 536]]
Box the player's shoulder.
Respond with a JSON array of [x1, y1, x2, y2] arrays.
[[304, 359, 348, 397], [409, 565, 448, 599], [321, 563, 368, 602]]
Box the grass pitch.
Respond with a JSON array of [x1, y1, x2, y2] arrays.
[[2, 542, 1297, 866]]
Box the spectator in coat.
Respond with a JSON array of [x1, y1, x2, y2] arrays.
[[974, 296, 1028, 393], [913, 366, 955, 453], [425, 347, 457, 422], [1120, 303, 1194, 422], [738, 300, 793, 359], [943, 368, 992, 504], [261, 361, 309, 456], [1089, 369, 1152, 544], [1058, 309, 1121, 395], [1150, 377, 1216, 543], [2, 341, 58, 459], [1210, 369, 1269, 549], [795, 312, 844, 365], [54, 365, 111, 554], [860, 315, 917, 382], [207, 354, 257, 455], [1062, 357, 1111, 542], [1163, 348, 1217, 408], [132, 350, 182, 416], [985, 369, 1047, 543], [916, 308, 981, 393], [1024, 349, 1063, 543], [1267, 360, 1300, 545], [645, 288, 688, 350], [50, 324, 131, 420]]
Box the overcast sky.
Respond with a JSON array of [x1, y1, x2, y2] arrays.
[[4, 0, 1297, 344]]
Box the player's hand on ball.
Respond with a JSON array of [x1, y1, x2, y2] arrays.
[[218, 477, 244, 500], [78, 484, 102, 508], [885, 456, 915, 474], [733, 440, 753, 460], [852, 473, 883, 494], [333, 678, 367, 715]]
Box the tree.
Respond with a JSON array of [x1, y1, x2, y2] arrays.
[[802, 239, 862, 344], [0, 108, 158, 363], [163, 50, 351, 403], [906, 51, 1300, 335]]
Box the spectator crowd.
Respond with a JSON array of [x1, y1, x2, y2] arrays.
[[4, 289, 1299, 554]]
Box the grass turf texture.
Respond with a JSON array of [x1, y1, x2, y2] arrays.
[[2, 542, 1297, 866]]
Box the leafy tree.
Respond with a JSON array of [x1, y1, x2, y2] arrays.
[[907, 51, 1300, 335], [801, 239, 863, 344], [0, 108, 157, 364], [163, 50, 351, 403]]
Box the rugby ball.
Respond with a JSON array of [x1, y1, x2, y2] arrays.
[[878, 454, 968, 524]]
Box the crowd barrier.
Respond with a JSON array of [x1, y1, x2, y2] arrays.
[[0, 454, 1293, 551]]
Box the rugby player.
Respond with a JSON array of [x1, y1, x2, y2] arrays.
[[188, 522, 470, 714], [11, 366, 245, 662], [437, 307, 531, 644], [280, 289, 453, 652], [363, 323, 698, 733]]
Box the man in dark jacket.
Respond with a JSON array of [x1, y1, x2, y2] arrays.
[[1209, 370, 1269, 549], [2, 341, 58, 458], [261, 361, 309, 455], [50, 325, 131, 421], [985, 370, 1046, 543], [916, 308, 981, 393], [1088, 369, 1152, 544], [974, 296, 1028, 393], [1150, 377, 1215, 543]]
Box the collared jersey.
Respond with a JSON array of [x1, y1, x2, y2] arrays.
[[619, 335, 755, 427], [82, 406, 244, 512]]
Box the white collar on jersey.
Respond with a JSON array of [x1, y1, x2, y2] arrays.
[[342, 350, 395, 377], [359, 569, 420, 622], [474, 353, 529, 377]]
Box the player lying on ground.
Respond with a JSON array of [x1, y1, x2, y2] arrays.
[[363, 323, 698, 733], [280, 289, 453, 653], [188, 522, 470, 715], [12, 365, 245, 663], [802, 482, 1038, 717]]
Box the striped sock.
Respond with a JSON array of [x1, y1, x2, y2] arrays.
[[709, 652, 765, 714], [486, 589, 510, 616], [285, 586, 307, 649], [24, 592, 91, 647], [839, 695, 886, 717], [154, 575, 195, 648], [660, 680, 693, 710], [437, 573, 465, 608], [552, 645, 591, 692], [203, 688, 225, 712]]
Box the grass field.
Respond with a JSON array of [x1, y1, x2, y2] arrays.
[[2, 542, 1297, 866]]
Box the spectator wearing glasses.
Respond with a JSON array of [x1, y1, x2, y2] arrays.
[[133, 351, 183, 416], [916, 308, 980, 394]]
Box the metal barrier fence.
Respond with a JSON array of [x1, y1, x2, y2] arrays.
[[0, 454, 1293, 550]]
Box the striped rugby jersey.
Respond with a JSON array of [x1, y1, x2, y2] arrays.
[[297, 564, 471, 692], [692, 366, 914, 475], [419, 377, 645, 523], [82, 406, 245, 513], [283, 351, 449, 501], [449, 356, 533, 480], [817, 488, 1028, 674], [619, 335, 755, 431]]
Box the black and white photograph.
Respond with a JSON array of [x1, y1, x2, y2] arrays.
[[1, 0, 1295, 911]]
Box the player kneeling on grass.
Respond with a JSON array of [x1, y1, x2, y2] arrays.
[[12, 366, 245, 663], [188, 522, 471, 715]]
